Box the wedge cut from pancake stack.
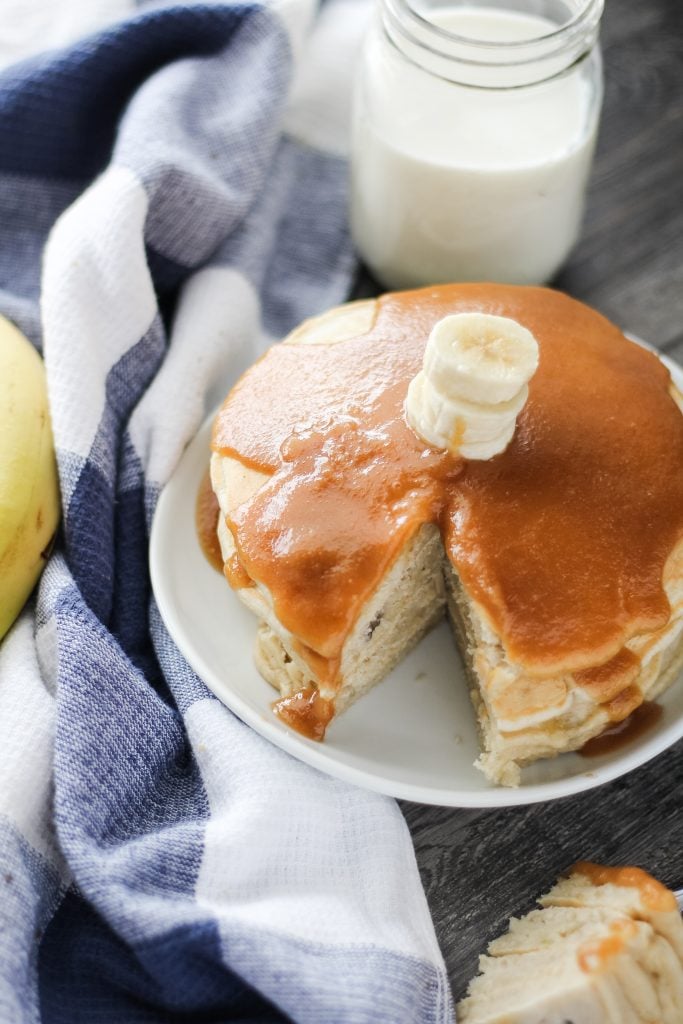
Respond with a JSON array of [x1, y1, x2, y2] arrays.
[[210, 284, 683, 786], [457, 863, 683, 1023]]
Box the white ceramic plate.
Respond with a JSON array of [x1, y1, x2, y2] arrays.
[[149, 351, 683, 808]]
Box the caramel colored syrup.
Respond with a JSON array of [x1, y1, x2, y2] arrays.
[[212, 284, 683, 719], [580, 701, 663, 757], [291, 641, 341, 686], [573, 648, 640, 706], [577, 918, 639, 974], [224, 552, 253, 589], [196, 468, 224, 573], [573, 862, 676, 913], [273, 686, 335, 741]]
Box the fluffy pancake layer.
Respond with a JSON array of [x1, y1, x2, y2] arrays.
[[211, 286, 683, 784], [457, 864, 683, 1023]]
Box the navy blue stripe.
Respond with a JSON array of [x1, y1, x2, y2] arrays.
[[65, 458, 114, 624], [39, 890, 289, 1023], [66, 322, 165, 623], [111, 452, 169, 701], [0, 4, 262, 180], [0, 174, 83, 346], [53, 585, 206, 848], [146, 244, 189, 297]]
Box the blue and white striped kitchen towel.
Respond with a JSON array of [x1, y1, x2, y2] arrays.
[[0, 1, 455, 1020]]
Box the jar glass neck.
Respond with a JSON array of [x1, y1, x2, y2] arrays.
[[381, 0, 604, 88]]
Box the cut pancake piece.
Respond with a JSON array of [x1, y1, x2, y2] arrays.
[[211, 298, 447, 732], [222, 515, 447, 721], [543, 864, 683, 963], [457, 863, 683, 1024], [254, 525, 446, 719]]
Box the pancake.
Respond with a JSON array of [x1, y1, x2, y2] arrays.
[[457, 863, 683, 1023], [210, 284, 683, 785]]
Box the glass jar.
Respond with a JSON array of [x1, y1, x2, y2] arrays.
[[350, 0, 604, 289]]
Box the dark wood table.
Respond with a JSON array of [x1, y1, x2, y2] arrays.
[[356, 0, 683, 1003]]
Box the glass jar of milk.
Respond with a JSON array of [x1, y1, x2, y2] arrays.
[[350, 0, 604, 288]]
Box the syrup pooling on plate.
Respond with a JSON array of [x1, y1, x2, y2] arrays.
[[212, 285, 683, 719], [579, 702, 663, 758]]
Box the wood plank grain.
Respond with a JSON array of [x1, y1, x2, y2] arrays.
[[556, 4, 683, 345]]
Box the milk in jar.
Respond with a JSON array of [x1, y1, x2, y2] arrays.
[[350, 1, 604, 288]]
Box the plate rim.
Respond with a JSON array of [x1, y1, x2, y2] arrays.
[[149, 343, 683, 808]]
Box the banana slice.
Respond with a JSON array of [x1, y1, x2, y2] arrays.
[[458, 421, 519, 462], [408, 373, 528, 444], [406, 374, 519, 459], [423, 312, 539, 405], [406, 312, 539, 461]]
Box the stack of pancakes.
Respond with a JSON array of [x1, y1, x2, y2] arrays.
[[210, 284, 683, 786]]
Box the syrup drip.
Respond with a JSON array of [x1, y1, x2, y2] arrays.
[[273, 686, 335, 741], [195, 468, 223, 573]]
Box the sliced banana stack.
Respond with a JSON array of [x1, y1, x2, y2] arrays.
[[405, 312, 540, 460]]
